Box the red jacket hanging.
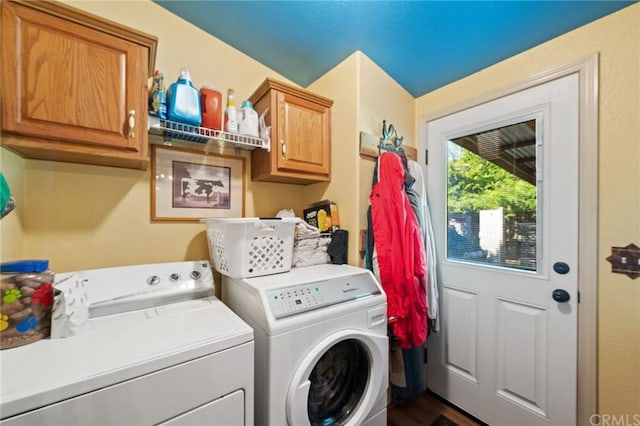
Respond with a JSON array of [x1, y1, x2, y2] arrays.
[[370, 152, 427, 348]]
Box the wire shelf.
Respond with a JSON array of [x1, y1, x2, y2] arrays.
[[148, 117, 268, 151]]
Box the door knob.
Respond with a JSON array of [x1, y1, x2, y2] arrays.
[[552, 289, 570, 303], [553, 262, 570, 274]]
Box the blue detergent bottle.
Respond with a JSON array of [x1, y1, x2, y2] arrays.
[[166, 68, 202, 127]]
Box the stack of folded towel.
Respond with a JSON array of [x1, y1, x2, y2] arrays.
[[292, 221, 331, 267]]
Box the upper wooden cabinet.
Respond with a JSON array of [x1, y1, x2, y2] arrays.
[[1, 1, 157, 170], [249, 78, 333, 185]]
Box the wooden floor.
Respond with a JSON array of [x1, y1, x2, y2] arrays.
[[387, 391, 484, 426]]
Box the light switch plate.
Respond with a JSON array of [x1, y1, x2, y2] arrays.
[[606, 243, 640, 279]]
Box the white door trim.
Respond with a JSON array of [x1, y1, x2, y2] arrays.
[[417, 53, 599, 426]]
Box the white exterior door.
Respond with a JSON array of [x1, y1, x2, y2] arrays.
[[425, 74, 579, 426]]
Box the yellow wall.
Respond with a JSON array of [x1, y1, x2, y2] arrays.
[[304, 52, 414, 266], [1, 0, 307, 271], [415, 4, 640, 415], [305, 55, 359, 264]]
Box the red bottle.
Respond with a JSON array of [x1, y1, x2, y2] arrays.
[[200, 86, 222, 130]]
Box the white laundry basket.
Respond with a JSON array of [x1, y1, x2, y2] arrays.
[[201, 217, 300, 278]]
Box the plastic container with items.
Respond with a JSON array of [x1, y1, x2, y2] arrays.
[[0, 260, 55, 349], [201, 217, 300, 278]]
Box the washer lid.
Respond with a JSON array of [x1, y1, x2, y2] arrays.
[[225, 264, 386, 335], [0, 297, 253, 419], [242, 264, 379, 291]]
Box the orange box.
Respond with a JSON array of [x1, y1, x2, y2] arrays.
[[303, 200, 340, 233]]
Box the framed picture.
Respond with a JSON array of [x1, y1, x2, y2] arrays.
[[151, 145, 245, 221]]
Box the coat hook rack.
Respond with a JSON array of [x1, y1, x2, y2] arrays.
[[378, 119, 405, 156], [358, 123, 416, 161]]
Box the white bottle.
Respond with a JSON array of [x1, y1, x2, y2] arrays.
[[224, 88, 238, 133], [239, 100, 259, 138]]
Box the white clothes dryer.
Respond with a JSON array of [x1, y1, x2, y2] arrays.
[[1, 261, 254, 426], [223, 264, 388, 426]]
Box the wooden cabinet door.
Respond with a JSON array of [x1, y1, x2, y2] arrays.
[[276, 91, 330, 177], [250, 78, 333, 184], [1, 1, 149, 167]]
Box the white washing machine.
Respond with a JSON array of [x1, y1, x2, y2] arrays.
[[1, 260, 254, 426], [223, 264, 388, 426]]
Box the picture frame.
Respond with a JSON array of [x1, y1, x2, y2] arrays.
[[151, 145, 245, 221]]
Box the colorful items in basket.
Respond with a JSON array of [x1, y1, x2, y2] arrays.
[[0, 260, 54, 349]]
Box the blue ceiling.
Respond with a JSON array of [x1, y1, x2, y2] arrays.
[[155, 1, 635, 97]]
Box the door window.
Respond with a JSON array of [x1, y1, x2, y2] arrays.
[[307, 339, 369, 425], [447, 119, 538, 272]]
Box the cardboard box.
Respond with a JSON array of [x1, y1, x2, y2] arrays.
[[303, 200, 340, 232]]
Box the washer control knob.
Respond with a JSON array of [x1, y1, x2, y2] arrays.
[[147, 275, 161, 286], [190, 271, 202, 280], [169, 273, 180, 282]]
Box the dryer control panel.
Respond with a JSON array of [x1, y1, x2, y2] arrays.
[[266, 272, 380, 319]]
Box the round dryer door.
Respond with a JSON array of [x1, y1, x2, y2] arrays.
[[286, 331, 387, 426]]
